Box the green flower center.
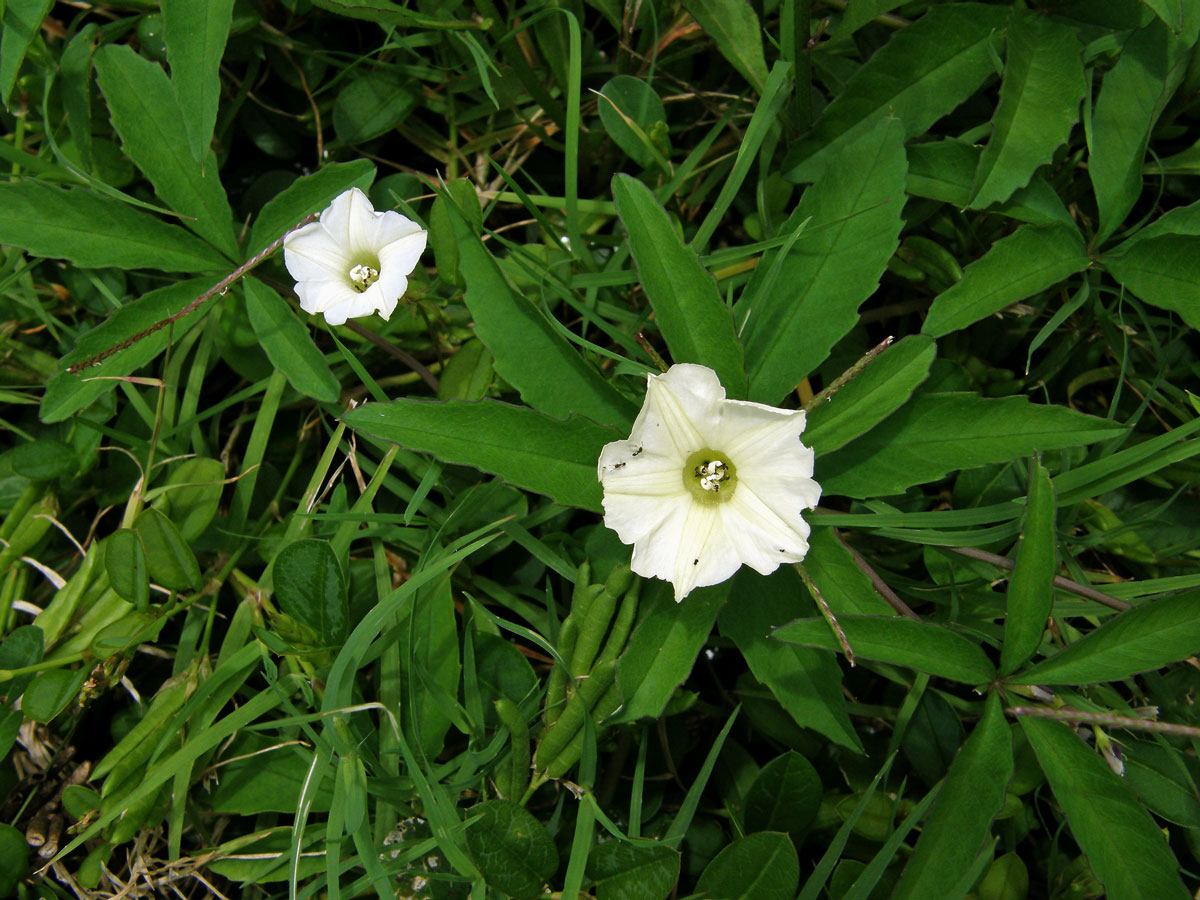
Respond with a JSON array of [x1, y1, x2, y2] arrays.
[[683, 448, 737, 505], [349, 262, 381, 292]]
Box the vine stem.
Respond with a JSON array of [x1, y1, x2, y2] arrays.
[[67, 213, 319, 374], [1008, 705, 1200, 738], [949, 546, 1130, 612]]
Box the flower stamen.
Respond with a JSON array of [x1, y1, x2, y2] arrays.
[[695, 459, 729, 492], [349, 263, 380, 293]]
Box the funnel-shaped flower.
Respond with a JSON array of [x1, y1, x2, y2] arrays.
[[283, 187, 427, 326], [598, 364, 821, 602]]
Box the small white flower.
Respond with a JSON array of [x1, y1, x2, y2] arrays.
[[282, 187, 427, 326], [598, 364, 821, 602]]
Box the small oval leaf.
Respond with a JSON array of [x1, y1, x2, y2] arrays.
[[464, 799, 558, 900], [272, 539, 348, 646], [105, 528, 150, 610], [135, 507, 202, 592]]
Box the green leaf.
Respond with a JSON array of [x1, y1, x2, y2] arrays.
[[804, 335, 935, 455], [464, 799, 558, 900], [11, 438, 76, 482], [93, 44, 239, 259], [818, 392, 1126, 499], [428, 178, 482, 289], [1000, 461, 1056, 675], [719, 565, 863, 752], [612, 581, 727, 724], [0, 181, 227, 272], [0, 625, 43, 703], [273, 539, 348, 646], [739, 116, 906, 404], [803, 528, 894, 616], [1105, 234, 1200, 330], [783, 3, 1008, 182], [772, 616, 996, 684], [22, 668, 88, 723], [447, 201, 636, 427], [1123, 739, 1200, 829], [1021, 716, 1190, 900], [399, 574, 460, 758], [135, 507, 202, 592], [156, 457, 226, 542], [0, 822, 29, 896], [907, 140, 1073, 226], [1089, 19, 1189, 242], [1010, 590, 1200, 685], [743, 752, 822, 837], [342, 398, 618, 511], [244, 278, 341, 404], [246, 160, 376, 258], [598, 76, 669, 168], [310, 0, 479, 29], [969, 11, 1086, 208], [892, 692, 1013, 900], [105, 529, 149, 611], [612, 174, 747, 396], [696, 832, 799, 900], [1140, 0, 1200, 42], [682, 0, 769, 94], [437, 337, 494, 401], [162, 0, 234, 161], [0, 0, 52, 110], [333, 70, 419, 145], [586, 842, 680, 900], [922, 224, 1090, 338]]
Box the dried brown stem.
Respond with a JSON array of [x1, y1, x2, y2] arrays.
[[948, 546, 1130, 612], [67, 214, 319, 374], [1007, 706, 1200, 738], [804, 336, 893, 411]]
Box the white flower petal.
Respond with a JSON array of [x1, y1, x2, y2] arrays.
[[597, 362, 821, 602], [283, 223, 350, 283], [283, 187, 428, 326]]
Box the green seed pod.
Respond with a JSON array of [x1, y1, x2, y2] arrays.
[[534, 660, 616, 774], [94, 665, 195, 787]]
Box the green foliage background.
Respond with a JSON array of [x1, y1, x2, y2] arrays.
[[1, 0, 1200, 897]]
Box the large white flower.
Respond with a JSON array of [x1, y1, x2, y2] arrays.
[[598, 364, 821, 602], [282, 187, 427, 326]]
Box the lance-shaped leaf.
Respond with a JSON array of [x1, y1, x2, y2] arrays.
[[342, 398, 617, 511], [1010, 590, 1200, 685], [772, 615, 996, 684], [1089, 19, 1190, 243], [244, 278, 341, 404], [969, 11, 1086, 209], [682, 0, 769, 94], [819, 393, 1126, 499], [94, 44, 239, 260], [1022, 717, 1190, 900], [783, 3, 1008, 181], [1000, 461, 1057, 675], [41, 278, 213, 424], [162, 0, 234, 162], [0, 181, 227, 273], [738, 116, 906, 404], [1104, 234, 1200, 331], [922, 224, 1090, 338], [720, 566, 863, 753], [613, 174, 747, 397], [804, 335, 935, 456], [892, 692, 1013, 900], [447, 200, 636, 427], [246, 160, 376, 259]]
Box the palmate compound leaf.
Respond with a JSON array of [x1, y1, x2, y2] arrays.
[[341, 398, 618, 511], [1022, 717, 1190, 900], [464, 800, 558, 900], [817, 392, 1127, 499], [1009, 590, 1200, 685]]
